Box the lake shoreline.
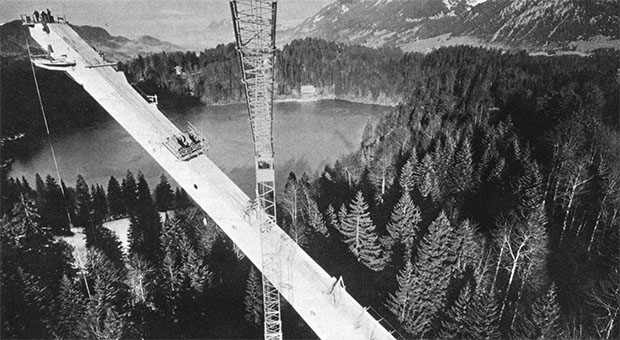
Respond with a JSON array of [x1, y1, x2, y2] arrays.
[[8, 99, 389, 197]]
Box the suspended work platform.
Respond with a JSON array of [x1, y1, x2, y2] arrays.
[[26, 21, 397, 340]]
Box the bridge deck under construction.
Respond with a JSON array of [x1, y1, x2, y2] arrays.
[[27, 22, 396, 340]]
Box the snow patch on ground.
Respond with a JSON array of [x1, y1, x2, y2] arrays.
[[57, 212, 171, 265], [467, 0, 488, 7]]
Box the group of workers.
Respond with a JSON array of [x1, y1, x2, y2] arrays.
[[176, 131, 201, 148], [32, 9, 54, 23]]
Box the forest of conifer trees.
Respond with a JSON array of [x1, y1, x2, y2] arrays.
[[2, 40, 619, 339]]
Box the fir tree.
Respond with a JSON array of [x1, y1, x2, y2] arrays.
[[244, 266, 263, 326], [74, 174, 92, 230], [52, 276, 87, 339], [85, 225, 124, 268], [399, 157, 416, 193], [306, 198, 328, 237], [122, 170, 138, 215], [42, 175, 70, 234], [336, 191, 387, 271], [447, 137, 474, 195], [464, 287, 502, 340], [386, 192, 421, 249], [159, 216, 211, 294], [173, 187, 192, 211], [413, 154, 440, 201], [21, 176, 34, 198], [386, 259, 415, 322], [438, 283, 473, 340], [35, 173, 45, 208], [107, 176, 125, 218], [1, 197, 74, 338], [453, 220, 482, 275], [92, 184, 109, 225], [529, 284, 562, 340], [403, 211, 456, 337], [126, 254, 154, 305], [154, 174, 174, 212], [79, 249, 132, 339], [128, 173, 162, 264]]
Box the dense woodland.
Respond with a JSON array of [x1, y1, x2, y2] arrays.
[[118, 38, 408, 105], [2, 41, 620, 339]]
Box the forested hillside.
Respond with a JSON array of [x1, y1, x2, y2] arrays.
[[2, 43, 619, 339], [118, 38, 409, 106], [307, 46, 620, 339]]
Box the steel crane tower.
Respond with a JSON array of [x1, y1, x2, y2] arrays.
[[229, 1, 282, 339]]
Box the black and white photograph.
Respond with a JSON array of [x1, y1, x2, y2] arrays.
[[1, 0, 619, 339]]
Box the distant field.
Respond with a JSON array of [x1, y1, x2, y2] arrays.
[[401, 34, 506, 53]]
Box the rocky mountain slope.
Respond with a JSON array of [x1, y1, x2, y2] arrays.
[[0, 20, 182, 60], [287, 0, 620, 52]]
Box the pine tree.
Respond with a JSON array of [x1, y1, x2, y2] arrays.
[[154, 174, 174, 212], [386, 259, 415, 322], [336, 191, 386, 271], [244, 266, 263, 326], [74, 175, 92, 230], [107, 176, 125, 218], [403, 211, 456, 337], [529, 284, 562, 340]]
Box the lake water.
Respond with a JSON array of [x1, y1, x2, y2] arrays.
[[10, 100, 389, 195]]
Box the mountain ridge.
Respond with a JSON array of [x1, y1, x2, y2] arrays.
[[0, 20, 182, 60], [286, 0, 620, 52]]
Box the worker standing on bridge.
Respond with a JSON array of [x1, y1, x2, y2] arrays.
[[33, 10, 39, 23]]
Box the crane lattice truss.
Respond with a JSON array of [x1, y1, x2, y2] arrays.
[[25, 18, 398, 340], [230, 1, 281, 339]]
